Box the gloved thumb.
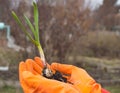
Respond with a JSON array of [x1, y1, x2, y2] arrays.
[[51, 63, 75, 75]]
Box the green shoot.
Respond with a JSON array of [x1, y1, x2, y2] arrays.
[[12, 2, 46, 66]]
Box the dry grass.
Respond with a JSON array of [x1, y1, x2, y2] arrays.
[[77, 31, 120, 58]]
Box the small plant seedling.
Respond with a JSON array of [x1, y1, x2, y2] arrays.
[[12, 2, 67, 82], [12, 2, 46, 66]]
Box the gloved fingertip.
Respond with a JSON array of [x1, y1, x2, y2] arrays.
[[26, 59, 34, 63], [34, 56, 41, 60], [19, 61, 25, 65], [19, 61, 26, 69]]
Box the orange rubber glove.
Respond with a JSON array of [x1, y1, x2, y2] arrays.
[[19, 57, 80, 93], [51, 63, 102, 93]]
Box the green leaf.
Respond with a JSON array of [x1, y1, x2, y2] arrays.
[[24, 15, 36, 39], [12, 11, 36, 45], [33, 2, 39, 42]]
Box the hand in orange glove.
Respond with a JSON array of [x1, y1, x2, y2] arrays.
[[51, 63, 102, 93], [19, 57, 80, 93]]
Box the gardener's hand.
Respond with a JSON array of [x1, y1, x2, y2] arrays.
[[51, 63, 103, 93], [19, 57, 80, 93]]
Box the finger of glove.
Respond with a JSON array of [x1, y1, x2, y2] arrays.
[[32, 60, 43, 74], [34, 57, 44, 68], [19, 62, 42, 92], [34, 57, 50, 68], [19, 62, 28, 85], [51, 63, 74, 75], [35, 57, 51, 68], [19, 62, 27, 78], [25, 59, 42, 75], [19, 61, 30, 87]]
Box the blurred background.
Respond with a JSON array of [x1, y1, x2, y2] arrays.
[[0, 0, 120, 93]]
